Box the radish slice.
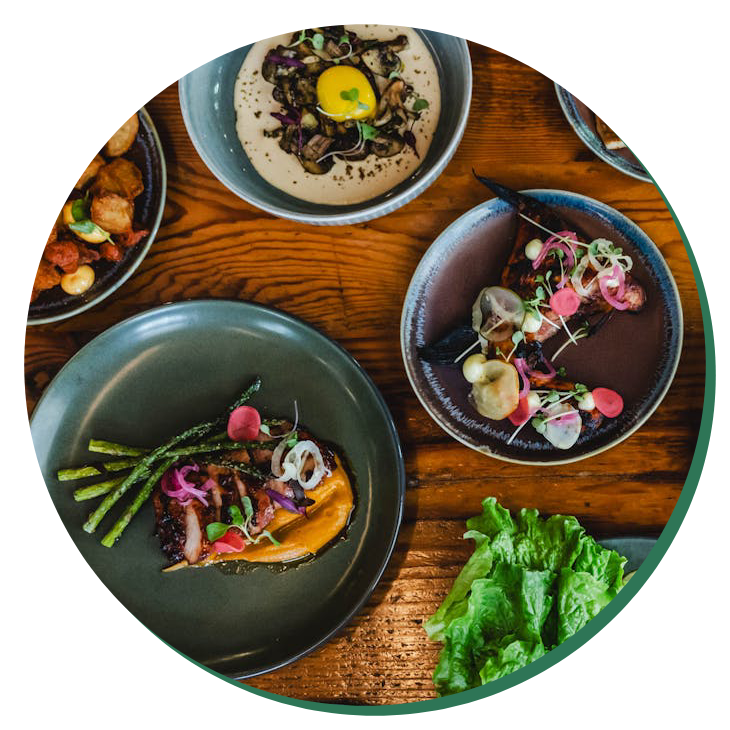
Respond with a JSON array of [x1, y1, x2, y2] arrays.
[[549, 288, 581, 317], [227, 405, 262, 442], [543, 404, 582, 450], [508, 399, 531, 426], [214, 530, 246, 553], [592, 388, 624, 418], [508, 392, 541, 426]]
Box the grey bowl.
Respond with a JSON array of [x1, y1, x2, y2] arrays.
[[179, 30, 472, 225]]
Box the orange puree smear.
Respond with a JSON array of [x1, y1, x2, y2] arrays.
[[193, 455, 353, 567]]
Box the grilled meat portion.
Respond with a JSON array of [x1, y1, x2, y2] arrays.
[[152, 427, 336, 566], [495, 180, 646, 344]]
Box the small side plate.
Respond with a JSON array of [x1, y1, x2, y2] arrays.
[[28, 107, 167, 325], [555, 84, 651, 183]]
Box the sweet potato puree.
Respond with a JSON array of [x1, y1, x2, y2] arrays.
[[194, 456, 353, 567]]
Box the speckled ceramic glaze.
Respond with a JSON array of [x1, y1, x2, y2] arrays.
[[28, 107, 166, 325], [555, 85, 651, 183], [178, 30, 471, 225], [401, 190, 683, 464], [30, 300, 405, 678]]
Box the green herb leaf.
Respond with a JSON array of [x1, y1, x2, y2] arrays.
[[257, 529, 281, 546], [511, 331, 524, 345], [535, 274, 544, 283], [356, 101, 370, 111], [228, 505, 244, 527], [339, 34, 349, 45], [241, 496, 254, 523], [71, 198, 89, 221], [68, 220, 111, 241], [557, 366, 567, 377], [535, 286, 545, 301], [546, 391, 560, 403], [412, 98, 429, 112], [340, 87, 359, 102], [531, 416, 547, 434], [286, 433, 299, 448], [311, 33, 324, 50], [388, 70, 401, 79], [258, 423, 271, 436], [359, 122, 378, 141], [206, 522, 229, 542]]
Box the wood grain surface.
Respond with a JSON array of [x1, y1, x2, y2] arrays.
[[25, 42, 706, 705]]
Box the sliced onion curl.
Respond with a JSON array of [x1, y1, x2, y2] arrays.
[[570, 256, 592, 297], [532, 231, 577, 277], [161, 464, 213, 507], [598, 264, 629, 310], [283, 440, 331, 490]]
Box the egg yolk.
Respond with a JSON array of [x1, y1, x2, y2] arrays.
[[316, 66, 376, 122]]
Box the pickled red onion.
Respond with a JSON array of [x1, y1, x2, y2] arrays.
[[532, 231, 577, 274], [161, 464, 213, 507], [598, 265, 629, 310], [513, 358, 531, 399]]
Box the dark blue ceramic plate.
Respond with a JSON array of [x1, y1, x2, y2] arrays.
[[30, 300, 405, 678], [401, 190, 682, 464], [28, 107, 167, 325]]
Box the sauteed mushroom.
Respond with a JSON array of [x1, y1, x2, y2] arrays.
[[258, 27, 432, 175]]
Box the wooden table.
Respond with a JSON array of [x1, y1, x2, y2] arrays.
[[25, 42, 705, 705]]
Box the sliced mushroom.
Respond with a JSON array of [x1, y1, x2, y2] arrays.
[[301, 134, 334, 161], [372, 133, 405, 157], [300, 157, 334, 175]]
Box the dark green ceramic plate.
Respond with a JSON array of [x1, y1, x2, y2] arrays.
[[30, 300, 405, 678], [599, 536, 656, 573]]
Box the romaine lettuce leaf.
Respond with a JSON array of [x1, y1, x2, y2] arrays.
[[425, 498, 628, 695]]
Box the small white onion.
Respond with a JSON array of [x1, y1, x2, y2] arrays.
[[525, 238, 543, 260], [577, 392, 595, 411], [522, 311, 542, 334]]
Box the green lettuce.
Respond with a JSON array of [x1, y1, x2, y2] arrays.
[[425, 498, 627, 695]]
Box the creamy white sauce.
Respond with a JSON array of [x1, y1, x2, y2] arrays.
[[234, 25, 441, 205]]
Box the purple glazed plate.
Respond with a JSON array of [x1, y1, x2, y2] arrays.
[[400, 190, 682, 464]]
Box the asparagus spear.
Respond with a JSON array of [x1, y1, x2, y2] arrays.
[[72, 440, 276, 502], [100, 457, 177, 547], [57, 465, 102, 481], [74, 476, 127, 502], [83, 377, 262, 534], [88, 440, 148, 456]]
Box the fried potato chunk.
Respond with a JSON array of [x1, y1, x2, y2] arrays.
[[103, 113, 140, 157], [91, 194, 134, 234], [32, 260, 62, 301], [91, 158, 144, 199]]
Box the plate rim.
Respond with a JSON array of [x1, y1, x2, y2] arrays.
[[554, 84, 652, 183], [400, 189, 684, 466], [29, 298, 406, 678], [27, 106, 168, 326]]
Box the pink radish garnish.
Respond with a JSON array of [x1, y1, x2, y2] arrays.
[[227, 405, 262, 441], [214, 530, 246, 553], [549, 288, 581, 317], [592, 388, 624, 418]]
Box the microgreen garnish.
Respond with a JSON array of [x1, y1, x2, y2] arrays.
[[359, 122, 378, 141], [339, 34, 349, 45], [258, 423, 271, 436], [286, 432, 299, 448], [412, 98, 429, 112], [388, 70, 401, 79], [557, 366, 567, 377], [285, 30, 325, 51], [205, 502, 281, 547], [340, 87, 370, 111]]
